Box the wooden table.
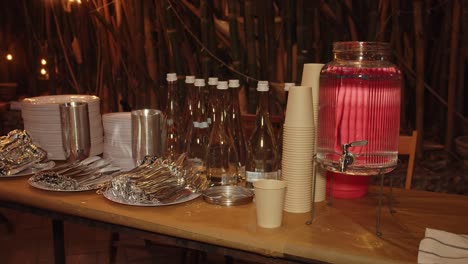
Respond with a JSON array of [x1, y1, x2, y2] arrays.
[[1, 176, 468, 264]]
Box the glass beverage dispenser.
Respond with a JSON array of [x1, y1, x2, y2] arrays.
[[316, 42, 402, 175]]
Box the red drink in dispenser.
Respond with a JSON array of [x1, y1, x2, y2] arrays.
[[317, 42, 401, 179]]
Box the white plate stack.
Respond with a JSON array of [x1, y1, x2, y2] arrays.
[[21, 95, 104, 160], [102, 112, 135, 171]]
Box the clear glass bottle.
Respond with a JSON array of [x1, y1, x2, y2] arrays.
[[185, 79, 210, 172], [205, 81, 240, 186], [206, 77, 218, 126], [277, 82, 294, 179], [245, 82, 279, 188], [227, 79, 247, 183], [163, 73, 183, 161], [317, 41, 402, 175], [184, 75, 196, 126]]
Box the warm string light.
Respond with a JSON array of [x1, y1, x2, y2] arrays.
[[64, 0, 86, 13], [39, 58, 49, 80], [6, 54, 13, 61]]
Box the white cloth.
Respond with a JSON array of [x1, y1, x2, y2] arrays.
[[418, 228, 468, 264]]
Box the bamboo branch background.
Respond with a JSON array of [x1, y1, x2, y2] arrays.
[[1, 0, 467, 158]]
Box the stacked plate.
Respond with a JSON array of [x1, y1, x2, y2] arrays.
[[102, 112, 135, 171], [21, 95, 104, 160]]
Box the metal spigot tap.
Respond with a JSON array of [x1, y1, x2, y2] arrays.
[[339, 140, 368, 172]]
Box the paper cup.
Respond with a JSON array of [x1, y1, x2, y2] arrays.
[[301, 63, 324, 127], [253, 180, 287, 228], [313, 165, 327, 202], [281, 164, 313, 172], [284, 86, 314, 127]]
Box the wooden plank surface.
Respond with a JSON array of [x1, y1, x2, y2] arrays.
[[1, 176, 467, 264]]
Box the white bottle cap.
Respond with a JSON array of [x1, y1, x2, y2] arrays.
[[284, 82, 295, 91], [257, 82, 269, 92], [194, 78, 206, 87], [185, 76, 195, 84], [228, 79, 240, 88], [166, 73, 177, 82], [217, 81, 228, 90], [208, 77, 218, 85]]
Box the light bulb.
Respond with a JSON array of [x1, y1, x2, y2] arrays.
[[41, 59, 47, 65], [6, 54, 13, 61], [40, 68, 47, 75]]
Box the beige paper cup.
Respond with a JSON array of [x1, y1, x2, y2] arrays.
[[282, 141, 315, 149], [301, 64, 324, 89], [313, 166, 327, 202], [284, 86, 314, 127], [301, 63, 324, 127], [253, 179, 287, 228], [283, 135, 315, 141], [281, 164, 313, 172]]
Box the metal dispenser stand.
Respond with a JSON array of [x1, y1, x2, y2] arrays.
[[306, 140, 396, 237]]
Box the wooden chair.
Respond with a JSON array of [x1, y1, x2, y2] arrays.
[[398, 131, 418, 189]]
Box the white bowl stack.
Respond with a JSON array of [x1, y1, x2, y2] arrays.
[[102, 112, 135, 171], [21, 95, 104, 160]]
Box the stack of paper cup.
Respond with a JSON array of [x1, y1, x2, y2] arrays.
[[281, 86, 315, 213], [102, 112, 134, 171], [301, 63, 326, 202]]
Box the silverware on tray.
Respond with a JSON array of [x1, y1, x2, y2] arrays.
[[29, 156, 120, 191], [99, 154, 209, 205]]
